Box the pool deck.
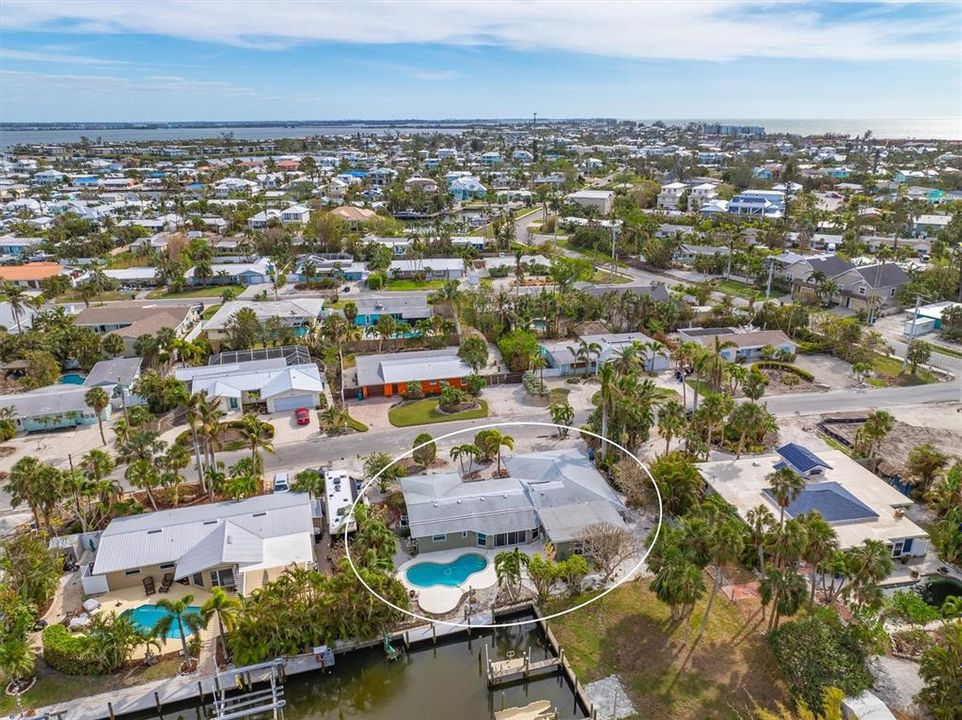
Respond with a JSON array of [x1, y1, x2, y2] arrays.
[[397, 548, 499, 615], [90, 584, 216, 660]]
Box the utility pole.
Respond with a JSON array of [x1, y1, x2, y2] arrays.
[[765, 258, 775, 299], [900, 294, 924, 373]]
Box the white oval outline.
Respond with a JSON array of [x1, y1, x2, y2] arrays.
[[343, 420, 663, 629]]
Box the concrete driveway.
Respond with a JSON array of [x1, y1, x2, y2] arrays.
[[268, 410, 319, 445], [793, 353, 858, 389]]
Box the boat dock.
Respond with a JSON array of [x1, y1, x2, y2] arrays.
[[485, 646, 563, 686]]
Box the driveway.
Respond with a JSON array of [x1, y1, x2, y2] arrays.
[[793, 353, 858, 389], [268, 411, 319, 445], [347, 396, 394, 432]]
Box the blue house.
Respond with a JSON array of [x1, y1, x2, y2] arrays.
[[351, 296, 431, 328], [450, 177, 488, 202], [0, 384, 111, 434]]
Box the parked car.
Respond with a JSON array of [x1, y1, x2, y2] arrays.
[[295, 407, 311, 425], [273, 472, 290, 493], [342, 286, 351, 293]]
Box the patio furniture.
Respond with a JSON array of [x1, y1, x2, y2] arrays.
[[159, 573, 174, 593], [81, 598, 101, 614], [143, 576, 156, 596]]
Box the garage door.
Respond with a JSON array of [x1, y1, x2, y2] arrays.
[[272, 395, 314, 413]]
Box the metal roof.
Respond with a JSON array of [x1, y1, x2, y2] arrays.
[[84, 356, 143, 387], [355, 348, 472, 388], [764, 482, 879, 524], [0, 384, 92, 419], [92, 492, 313, 576]]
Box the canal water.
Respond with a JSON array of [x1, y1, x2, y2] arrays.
[[144, 616, 586, 720]]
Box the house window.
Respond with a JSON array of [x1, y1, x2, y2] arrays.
[[461, 531, 468, 539], [858, 287, 866, 295], [209, 568, 236, 589], [531, 526, 539, 539], [124, 568, 141, 576], [891, 541, 904, 557], [159, 563, 176, 570], [192, 573, 205, 587], [476, 533, 487, 547], [432, 534, 446, 542]]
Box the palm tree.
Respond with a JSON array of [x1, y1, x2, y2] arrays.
[[650, 555, 705, 641], [917, 622, 962, 720], [126, 458, 161, 511], [84, 386, 110, 446], [236, 413, 275, 474], [155, 595, 206, 667], [598, 362, 618, 460], [695, 515, 745, 643], [842, 539, 894, 607], [853, 410, 894, 465], [567, 339, 601, 375], [729, 401, 776, 459], [494, 548, 529, 601], [548, 402, 574, 438], [746, 504, 776, 573], [482, 430, 515, 476], [656, 399, 685, 455], [798, 511, 839, 605], [760, 567, 807, 631], [0, 637, 36, 712], [185, 391, 207, 489], [450, 443, 482, 476], [0, 282, 31, 334], [767, 466, 806, 526], [201, 587, 241, 664]]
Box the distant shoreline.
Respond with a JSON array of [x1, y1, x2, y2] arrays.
[[1, 118, 958, 146]]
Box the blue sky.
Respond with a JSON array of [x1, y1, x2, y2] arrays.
[[1, 1, 960, 122]]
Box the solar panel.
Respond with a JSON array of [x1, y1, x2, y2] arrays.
[[776, 443, 832, 473], [682, 327, 736, 337]]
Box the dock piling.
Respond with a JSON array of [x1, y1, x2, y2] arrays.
[[108, 702, 116, 720], [154, 691, 162, 713]]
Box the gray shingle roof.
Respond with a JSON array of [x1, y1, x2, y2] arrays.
[[855, 263, 910, 289], [0, 385, 92, 419], [84, 357, 143, 387]]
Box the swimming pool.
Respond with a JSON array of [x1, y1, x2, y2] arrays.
[[405, 553, 488, 588], [59, 373, 86, 385], [121, 604, 203, 638]]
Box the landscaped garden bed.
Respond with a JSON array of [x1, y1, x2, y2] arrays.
[[388, 398, 489, 427]]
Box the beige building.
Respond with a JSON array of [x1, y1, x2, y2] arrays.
[[89, 493, 317, 596]]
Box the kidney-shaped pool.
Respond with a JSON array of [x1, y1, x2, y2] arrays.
[[405, 553, 488, 588]]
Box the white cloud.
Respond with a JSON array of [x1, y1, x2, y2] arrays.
[[1, 48, 130, 64], [2, 1, 959, 63]]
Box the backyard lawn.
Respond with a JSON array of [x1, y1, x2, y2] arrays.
[[388, 398, 488, 427], [547, 580, 788, 720], [0, 657, 181, 713], [385, 279, 447, 292], [591, 269, 632, 285], [147, 284, 244, 299]]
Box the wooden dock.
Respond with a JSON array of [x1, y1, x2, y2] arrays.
[[484, 645, 562, 686], [494, 700, 557, 720]]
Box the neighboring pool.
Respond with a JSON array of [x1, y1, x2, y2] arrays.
[[405, 553, 487, 588], [59, 373, 86, 385], [121, 604, 203, 638]]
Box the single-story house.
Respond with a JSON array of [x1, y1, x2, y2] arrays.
[[84, 356, 145, 410], [676, 327, 796, 362], [185, 258, 273, 286], [0, 384, 110, 433], [175, 356, 326, 413], [102, 267, 160, 288], [289, 255, 367, 283], [355, 347, 472, 398], [0, 262, 65, 289], [541, 331, 670, 375], [202, 299, 325, 342], [401, 448, 628, 558], [0, 235, 43, 258], [329, 205, 378, 228], [673, 244, 729, 267], [582, 332, 671, 372], [351, 295, 432, 327], [389, 258, 465, 281], [699, 444, 927, 560], [88, 492, 316, 596], [73, 302, 201, 356]]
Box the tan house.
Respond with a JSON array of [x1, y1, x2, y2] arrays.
[[89, 493, 316, 596], [73, 301, 201, 356]]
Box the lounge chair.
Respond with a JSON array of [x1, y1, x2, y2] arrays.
[[142, 576, 156, 596], [159, 573, 174, 593]]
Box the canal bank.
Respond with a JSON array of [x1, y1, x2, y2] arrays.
[[29, 605, 595, 720]]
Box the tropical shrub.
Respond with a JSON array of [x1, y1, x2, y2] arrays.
[[916, 622, 962, 719], [411, 433, 436, 466], [497, 329, 539, 372], [769, 608, 872, 713], [751, 362, 814, 382], [889, 590, 940, 626], [42, 624, 96, 675]]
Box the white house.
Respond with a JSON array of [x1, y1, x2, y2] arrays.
[[566, 189, 614, 215], [657, 182, 687, 210], [280, 205, 311, 225]]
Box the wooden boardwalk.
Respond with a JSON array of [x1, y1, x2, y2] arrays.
[[485, 645, 563, 687]]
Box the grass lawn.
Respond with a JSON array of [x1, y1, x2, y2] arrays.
[[342, 354, 357, 369], [202, 303, 222, 320], [0, 657, 181, 713], [54, 290, 132, 303], [716, 279, 761, 300], [347, 414, 368, 432], [591, 269, 632, 285], [105, 251, 150, 270], [870, 352, 937, 386], [930, 342, 962, 360], [547, 580, 787, 720], [385, 279, 447, 292], [147, 284, 244, 299], [685, 378, 714, 397], [388, 398, 488, 427], [548, 387, 570, 404]]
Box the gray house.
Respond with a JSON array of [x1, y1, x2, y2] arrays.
[[400, 449, 628, 558]]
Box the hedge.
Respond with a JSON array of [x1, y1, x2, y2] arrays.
[[43, 624, 101, 675], [752, 361, 814, 382]]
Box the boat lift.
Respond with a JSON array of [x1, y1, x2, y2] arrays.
[[211, 659, 286, 720]]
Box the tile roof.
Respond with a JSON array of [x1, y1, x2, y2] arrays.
[[0, 262, 63, 282]]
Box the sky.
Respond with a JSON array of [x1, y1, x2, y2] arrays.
[[1, 1, 960, 122]]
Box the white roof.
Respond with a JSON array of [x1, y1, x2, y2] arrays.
[[203, 299, 324, 331], [354, 348, 472, 388], [178, 360, 324, 400], [92, 492, 314, 576]]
